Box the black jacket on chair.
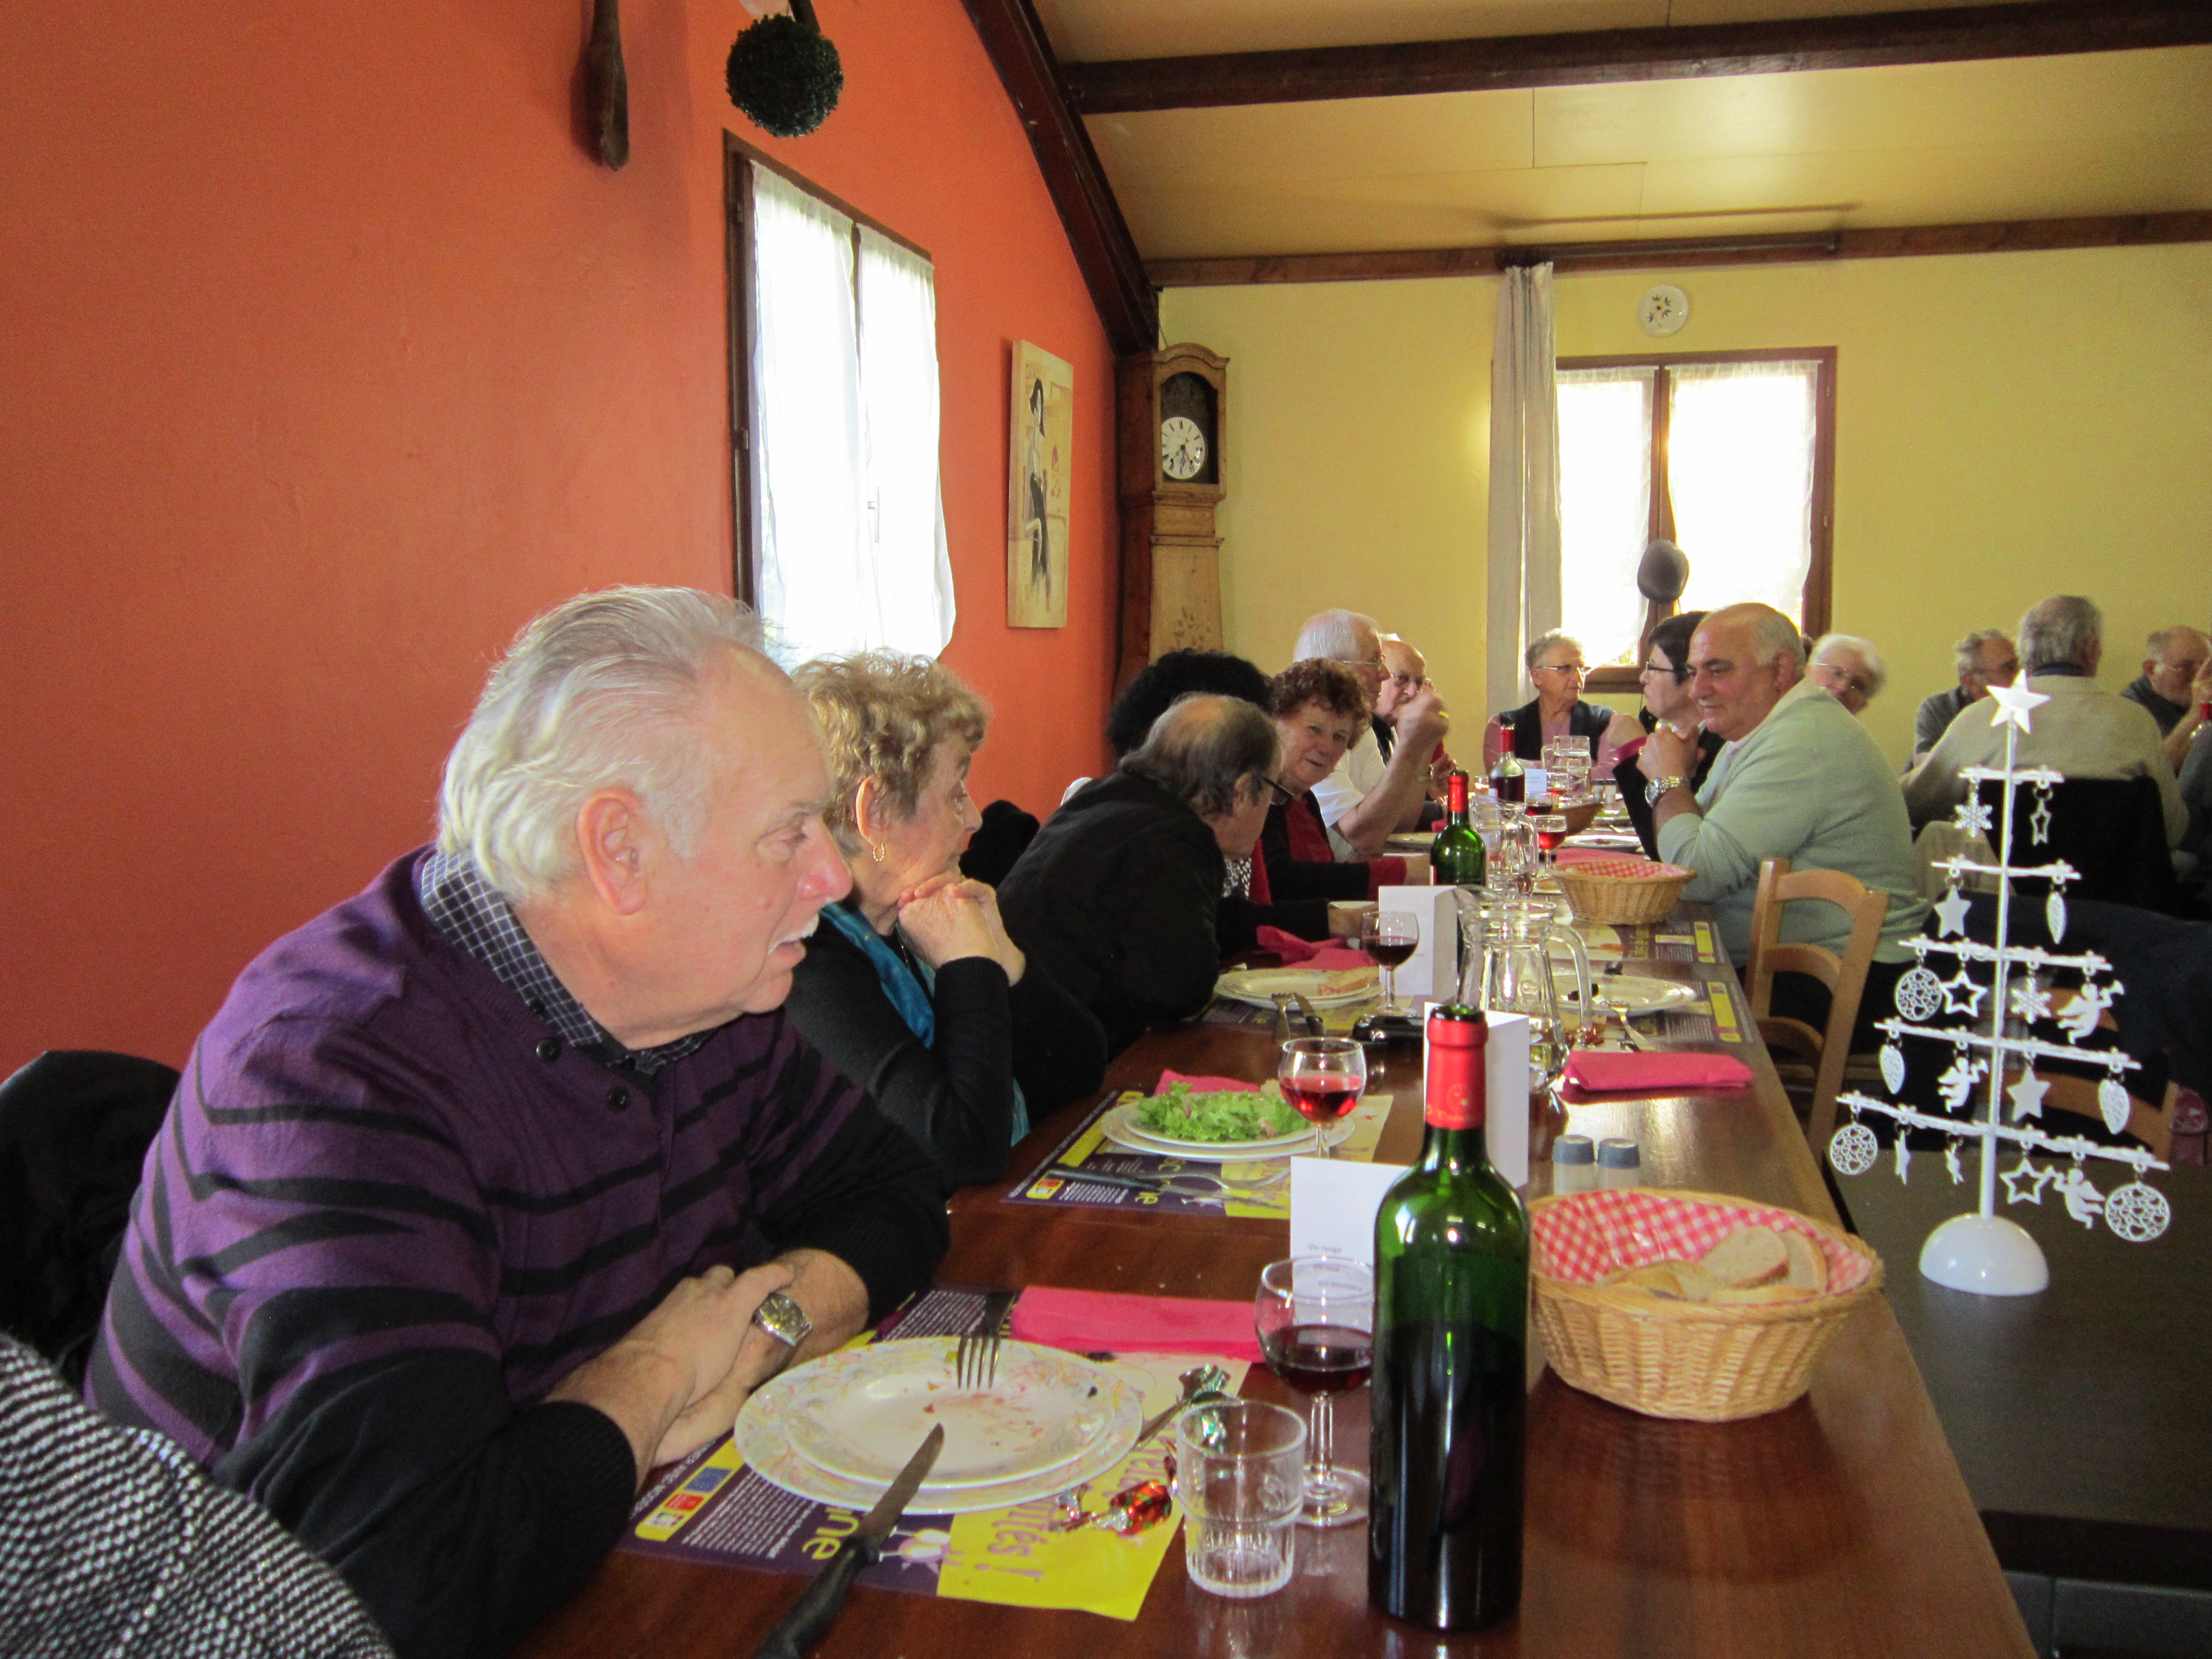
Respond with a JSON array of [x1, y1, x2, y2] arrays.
[[998, 771, 1226, 1057], [0, 1050, 178, 1385]]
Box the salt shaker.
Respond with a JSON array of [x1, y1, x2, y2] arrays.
[[1597, 1137, 1641, 1189]]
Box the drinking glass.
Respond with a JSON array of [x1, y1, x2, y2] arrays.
[[1532, 810, 1570, 866], [1173, 1400, 1307, 1597], [1254, 1257, 1373, 1528], [1360, 909, 1420, 1014], [1277, 1036, 1366, 1159]]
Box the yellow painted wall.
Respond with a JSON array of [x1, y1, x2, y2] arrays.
[[1164, 244, 2212, 768]]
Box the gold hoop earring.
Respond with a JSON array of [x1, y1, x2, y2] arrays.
[[869, 841, 887, 864]]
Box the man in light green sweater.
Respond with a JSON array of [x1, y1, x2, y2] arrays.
[[1640, 605, 1928, 1010]]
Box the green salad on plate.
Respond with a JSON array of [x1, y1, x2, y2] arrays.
[[1134, 1082, 1303, 1143]]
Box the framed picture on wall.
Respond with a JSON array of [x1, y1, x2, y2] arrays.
[[1008, 340, 1072, 628]]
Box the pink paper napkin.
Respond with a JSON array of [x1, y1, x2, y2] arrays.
[[1009, 1285, 1263, 1363], [1253, 927, 1375, 969], [1562, 1049, 1754, 1093], [1157, 1069, 1258, 1094]]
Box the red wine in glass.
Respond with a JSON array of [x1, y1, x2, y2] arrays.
[[1261, 1322, 1374, 1395], [1534, 819, 1569, 856], [1283, 1077, 1361, 1125], [1367, 938, 1418, 970]]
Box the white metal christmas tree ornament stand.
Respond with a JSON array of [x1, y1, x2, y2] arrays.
[[1828, 680, 2172, 1296]]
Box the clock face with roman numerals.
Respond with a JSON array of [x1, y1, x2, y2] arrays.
[[1161, 415, 1207, 481]]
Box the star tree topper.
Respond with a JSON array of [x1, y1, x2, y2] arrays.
[[1985, 678, 2050, 733]]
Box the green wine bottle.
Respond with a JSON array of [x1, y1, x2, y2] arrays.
[[1429, 769, 1485, 888], [1369, 1006, 1530, 1631]]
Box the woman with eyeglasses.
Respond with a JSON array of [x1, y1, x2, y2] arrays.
[[1256, 659, 1427, 913], [1480, 630, 1637, 772], [1611, 610, 1726, 859]]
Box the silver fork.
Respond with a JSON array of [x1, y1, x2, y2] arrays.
[[955, 1288, 1016, 1391]]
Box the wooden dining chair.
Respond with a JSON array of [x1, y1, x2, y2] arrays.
[[1743, 859, 1890, 1149]]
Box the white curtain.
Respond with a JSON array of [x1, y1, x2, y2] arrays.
[[1556, 366, 1656, 669], [857, 228, 956, 656], [1670, 361, 1818, 625], [1485, 263, 1562, 715], [750, 168, 866, 666]]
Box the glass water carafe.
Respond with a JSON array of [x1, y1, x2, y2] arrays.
[[1455, 900, 1593, 1079]]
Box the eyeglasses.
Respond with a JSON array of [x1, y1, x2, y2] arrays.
[[1264, 776, 1297, 808], [1532, 662, 1587, 677], [1386, 673, 1426, 691], [1641, 659, 1690, 682]]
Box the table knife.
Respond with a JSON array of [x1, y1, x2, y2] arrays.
[[748, 1424, 945, 1659]]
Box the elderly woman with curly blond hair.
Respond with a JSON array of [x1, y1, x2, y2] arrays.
[[785, 652, 1106, 1191]]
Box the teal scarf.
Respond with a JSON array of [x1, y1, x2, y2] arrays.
[[818, 902, 1028, 1142]]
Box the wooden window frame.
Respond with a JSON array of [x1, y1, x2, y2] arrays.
[[721, 132, 932, 608], [1556, 347, 1836, 695]]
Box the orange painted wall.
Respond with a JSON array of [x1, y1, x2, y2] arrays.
[[0, 0, 1117, 1073]]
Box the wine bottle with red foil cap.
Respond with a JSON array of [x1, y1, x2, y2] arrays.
[[1429, 770, 1485, 888], [1369, 1006, 1529, 1631], [1490, 720, 1526, 806]]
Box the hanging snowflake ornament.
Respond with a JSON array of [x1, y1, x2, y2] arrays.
[[1932, 887, 1973, 938], [2098, 1075, 2132, 1135], [2001, 1158, 2054, 1205], [1879, 1042, 1907, 1094], [2104, 1182, 2171, 1243], [2008, 977, 2054, 1024], [1829, 1122, 1879, 1178], [1953, 797, 1995, 836], [2007, 1070, 2049, 1121], [1895, 966, 1946, 1022]]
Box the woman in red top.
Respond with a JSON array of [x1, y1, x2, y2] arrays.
[[1259, 659, 1426, 905]]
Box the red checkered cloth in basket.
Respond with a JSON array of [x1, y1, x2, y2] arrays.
[[1533, 1189, 1870, 1293], [1554, 851, 1690, 878]]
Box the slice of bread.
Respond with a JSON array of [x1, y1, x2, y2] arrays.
[[1706, 1283, 1817, 1305], [1782, 1229, 1829, 1293], [1698, 1226, 1789, 1289]]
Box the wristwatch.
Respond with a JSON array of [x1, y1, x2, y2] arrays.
[[1645, 775, 1688, 806], [751, 1290, 813, 1353]]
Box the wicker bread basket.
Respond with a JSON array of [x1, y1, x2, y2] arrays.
[[1530, 1188, 1884, 1421], [1553, 855, 1694, 926]]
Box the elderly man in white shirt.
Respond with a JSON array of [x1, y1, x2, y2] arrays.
[[1295, 609, 1451, 858], [1640, 604, 1928, 1036], [1904, 595, 2186, 846]]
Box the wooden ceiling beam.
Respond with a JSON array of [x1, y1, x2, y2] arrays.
[[1066, 0, 2212, 113], [1145, 212, 2212, 286], [959, 0, 1157, 356]]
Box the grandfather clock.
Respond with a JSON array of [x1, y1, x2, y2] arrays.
[[1116, 344, 1227, 691]]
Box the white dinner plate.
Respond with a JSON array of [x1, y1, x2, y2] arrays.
[[1560, 973, 1699, 1015], [735, 1341, 1141, 1513], [1214, 965, 1379, 1010], [1101, 1100, 1352, 1160]]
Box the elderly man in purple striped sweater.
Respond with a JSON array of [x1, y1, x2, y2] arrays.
[[87, 588, 947, 1659]]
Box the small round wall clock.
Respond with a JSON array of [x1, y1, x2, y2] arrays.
[[1638, 284, 1690, 337]]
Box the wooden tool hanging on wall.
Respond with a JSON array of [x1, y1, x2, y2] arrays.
[[585, 0, 629, 169]]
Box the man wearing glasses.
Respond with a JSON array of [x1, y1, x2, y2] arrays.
[[1291, 609, 1451, 859], [1481, 632, 1635, 772]]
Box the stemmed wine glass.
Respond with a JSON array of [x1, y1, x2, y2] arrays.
[[1277, 1036, 1365, 1160], [1360, 909, 1419, 1014], [1254, 1256, 1374, 1528], [1531, 809, 1570, 867]]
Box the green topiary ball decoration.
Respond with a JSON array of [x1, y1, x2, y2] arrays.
[[726, 13, 843, 138]]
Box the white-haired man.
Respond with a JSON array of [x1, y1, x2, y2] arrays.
[[1907, 595, 2186, 845], [1913, 628, 2017, 759], [1805, 633, 1887, 717], [87, 589, 947, 1659], [1641, 603, 1928, 1033], [1293, 609, 1449, 858]]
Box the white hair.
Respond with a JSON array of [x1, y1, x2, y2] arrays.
[[1954, 628, 2012, 674], [437, 587, 767, 901], [1812, 633, 1887, 696], [2018, 595, 2102, 674], [1293, 609, 1378, 664]]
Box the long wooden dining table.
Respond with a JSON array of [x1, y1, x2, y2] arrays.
[[517, 913, 2036, 1659]]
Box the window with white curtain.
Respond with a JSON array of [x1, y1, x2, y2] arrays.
[[1554, 351, 1833, 689], [736, 153, 954, 665]]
